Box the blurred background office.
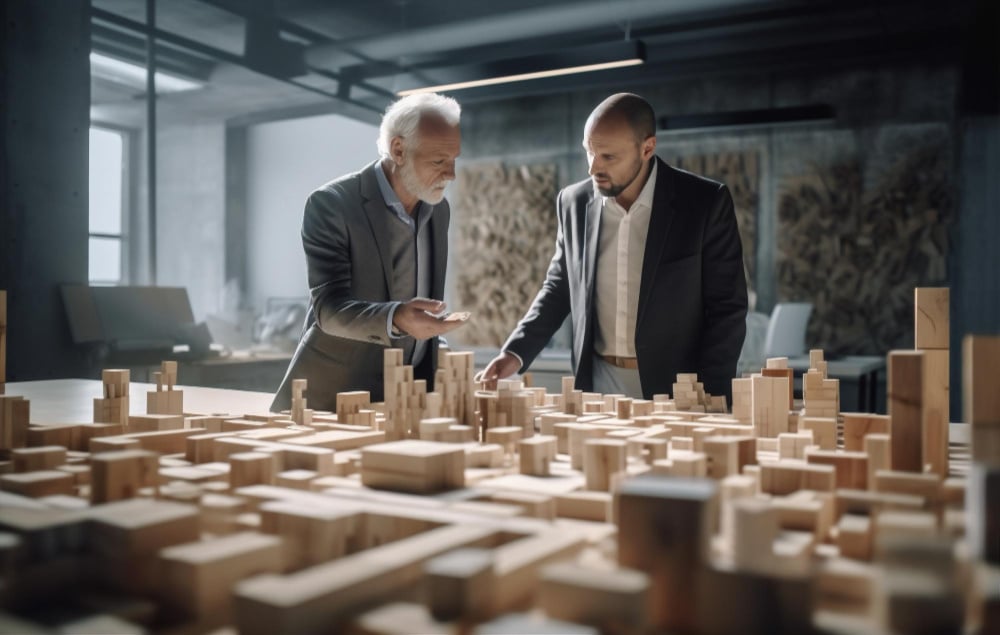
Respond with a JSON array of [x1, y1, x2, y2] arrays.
[[1, 0, 997, 419]]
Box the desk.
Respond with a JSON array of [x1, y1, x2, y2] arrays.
[[786, 355, 886, 413], [122, 352, 292, 393], [5, 379, 275, 422]]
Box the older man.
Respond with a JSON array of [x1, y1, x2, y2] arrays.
[[481, 93, 747, 404], [271, 93, 466, 412]]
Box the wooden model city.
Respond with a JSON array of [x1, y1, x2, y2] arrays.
[[0, 287, 997, 634]]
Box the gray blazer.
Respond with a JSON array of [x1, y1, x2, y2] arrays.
[[503, 157, 747, 403], [271, 160, 449, 412]]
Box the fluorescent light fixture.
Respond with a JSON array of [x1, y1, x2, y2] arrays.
[[397, 40, 645, 96], [90, 52, 204, 93]]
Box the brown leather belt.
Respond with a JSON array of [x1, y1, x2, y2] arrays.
[[599, 354, 639, 370]]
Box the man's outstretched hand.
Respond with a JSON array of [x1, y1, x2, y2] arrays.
[[392, 298, 469, 340]]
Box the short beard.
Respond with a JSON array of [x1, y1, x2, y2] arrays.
[[595, 155, 644, 198], [400, 158, 449, 205]]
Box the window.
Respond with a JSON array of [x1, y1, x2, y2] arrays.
[[88, 126, 127, 284]]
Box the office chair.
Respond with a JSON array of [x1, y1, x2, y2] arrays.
[[763, 302, 813, 359]]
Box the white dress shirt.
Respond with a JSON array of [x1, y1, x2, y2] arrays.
[[593, 159, 657, 358]]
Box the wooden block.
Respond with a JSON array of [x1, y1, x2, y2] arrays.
[[778, 432, 813, 460], [731, 497, 779, 574], [519, 435, 556, 476], [701, 436, 754, 479], [276, 469, 318, 490], [816, 557, 875, 614], [759, 461, 836, 495], [762, 368, 794, 408], [772, 490, 834, 542], [922, 349, 949, 476], [616, 476, 716, 632], [259, 500, 357, 570], [234, 524, 496, 634], [12, 446, 67, 472], [0, 470, 74, 497], [90, 449, 160, 503], [554, 491, 612, 522], [842, 413, 890, 452], [361, 440, 465, 494], [0, 395, 30, 451], [229, 452, 277, 489], [159, 532, 285, 623], [807, 449, 869, 490], [836, 513, 872, 561], [583, 438, 626, 491], [889, 351, 924, 472], [627, 437, 668, 465], [874, 470, 942, 506], [424, 547, 494, 621], [964, 335, 1000, 426], [967, 464, 1000, 563], [538, 562, 649, 631], [914, 287, 949, 350], [834, 488, 926, 519], [799, 417, 837, 450]]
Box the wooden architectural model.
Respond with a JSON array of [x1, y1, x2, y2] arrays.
[[0, 286, 996, 634]]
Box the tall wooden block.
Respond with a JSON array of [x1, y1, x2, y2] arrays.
[[0, 395, 30, 452], [519, 435, 556, 476], [799, 417, 837, 450], [583, 439, 626, 491], [889, 351, 924, 472], [702, 436, 755, 479], [967, 465, 1000, 564], [964, 335, 1000, 427], [230, 452, 277, 489], [914, 288, 949, 350], [616, 476, 716, 633], [922, 349, 949, 476]]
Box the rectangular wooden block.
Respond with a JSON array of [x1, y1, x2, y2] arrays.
[[914, 287, 949, 350], [583, 438, 626, 491], [807, 449, 869, 490], [519, 435, 556, 476], [0, 470, 75, 497], [12, 445, 67, 472], [889, 351, 924, 472], [702, 436, 755, 479], [361, 440, 465, 493], [90, 449, 160, 503], [538, 562, 649, 630], [842, 413, 890, 452], [964, 335, 1000, 427], [160, 532, 285, 622], [759, 461, 836, 495], [922, 348, 949, 476], [616, 476, 716, 633], [799, 417, 837, 450]]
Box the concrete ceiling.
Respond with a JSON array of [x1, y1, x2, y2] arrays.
[[89, 0, 979, 127]]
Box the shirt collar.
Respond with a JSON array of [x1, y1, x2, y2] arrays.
[[602, 158, 658, 213]]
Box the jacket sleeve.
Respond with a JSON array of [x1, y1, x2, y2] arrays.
[[698, 184, 748, 401], [501, 190, 573, 370], [303, 187, 397, 346]]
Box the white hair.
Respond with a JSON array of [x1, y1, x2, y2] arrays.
[[376, 93, 461, 159]]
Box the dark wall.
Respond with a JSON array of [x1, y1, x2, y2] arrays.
[[0, 0, 91, 381]]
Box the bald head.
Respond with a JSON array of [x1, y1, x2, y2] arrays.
[[585, 93, 656, 143]]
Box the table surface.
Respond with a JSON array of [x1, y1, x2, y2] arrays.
[[4, 379, 275, 423], [4, 378, 969, 445]]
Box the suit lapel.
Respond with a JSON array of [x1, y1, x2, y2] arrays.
[[637, 158, 678, 324], [583, 192, 602, 310], [430, 205, 448, 299], [360, 161, 397, 297]]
